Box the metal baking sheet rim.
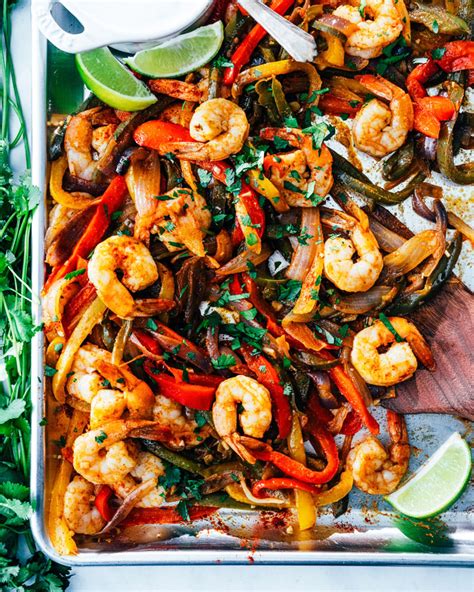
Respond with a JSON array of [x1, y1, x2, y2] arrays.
[[28, 21, 472, 568]]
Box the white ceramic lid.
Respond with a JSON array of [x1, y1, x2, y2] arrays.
[[32, 0, 216, 53]]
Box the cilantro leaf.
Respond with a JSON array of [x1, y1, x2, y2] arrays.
[[0, 400, 25, 425], [212, 354, 236, 370]]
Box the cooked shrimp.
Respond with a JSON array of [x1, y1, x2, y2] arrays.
[[92, 124, 117, 158], [261, 127, 333, 205], [72, 419, 149, 484], [333, 0, 403, 59], [351, 317, 435, 387], [347, 410, 409, 494], [352, 75, 413, 157], [153, 394, 212, 449], [322, 207, 383, 292], [159, 98, 249, 161], [88, 235, 159, 318], [64, 107, 103, 181], [212, 375, 272, 464], [67, 344, 155, 426], [63, 476, 106, 535], [139, 187, 212, 257], [113, 451, 166, 508]]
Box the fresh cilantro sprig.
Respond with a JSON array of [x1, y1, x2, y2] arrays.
[[0, 2, 71, 588]]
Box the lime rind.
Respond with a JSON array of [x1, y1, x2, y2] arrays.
[[125, 21, 224, 78], [76, 47, 157, 112], [385, 432, 472, 519]]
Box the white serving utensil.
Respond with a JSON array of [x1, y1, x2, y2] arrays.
[[32, 0, 216, 53], [237, 0, 317, 62]]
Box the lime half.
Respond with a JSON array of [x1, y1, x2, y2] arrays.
[[76, 47, 157, 111], [125, 21, 224, 78], [386, 433, 472, 519]]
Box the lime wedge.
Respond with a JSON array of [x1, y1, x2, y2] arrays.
[[125, 21, 224, 78], [386, 433, 472, 519], [76, 47, 157, 111]]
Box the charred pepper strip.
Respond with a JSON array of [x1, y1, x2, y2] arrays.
[[437, 82, 474, 185], [333, 168, 426, 206], [316, 351, 380, 435], [199, 160, 265, 247], [94, 485, 114, 521], [44, 176, 128, 291]]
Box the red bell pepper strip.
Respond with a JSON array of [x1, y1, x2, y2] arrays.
[[199, 161, 265, 246], [247, 436, 337, 485], [241, 273, 286, 338], [417, 96, 456, 121], [223, 0, 295, 85], [406, 60, 439, 100], [45, 176, 128, 291], [252, 477, 321, 497], [240, 343, 292, 439], [133, 329, 164, 356], [317, 350, 379, 435], [435, 41, 474, 73], [340, 410, 363, 436], [133, 120, 193, 150], [121, 506, 217, 527], [164, 366, 225, 388], [305, 390, 334, 426], [413, 96, 456, 139], [94, 485, 114, 522], [63, 281, 97, 337], [319, 94, 362, 117], [144, 363, 217, 410]]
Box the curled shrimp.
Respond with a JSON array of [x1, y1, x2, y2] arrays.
[[137, 187, 211, 257], [88, 235, 174, 319], [63, 475, 106, 534], [67, 344, 155, 427], [347, 410, 409, 494], [212, 375, 272, 464], [352, 75, 414, 157], [261, 127, 333, 205], [113, 450, 166, 508], [72, 419, 155, 485], [333, 0, 403, 59], [322, 206, 383, 292], [153, 394, 212, 450], [159, 98, 249, 161], [351, 317, 436, 387], [64, 107, 105, 181]]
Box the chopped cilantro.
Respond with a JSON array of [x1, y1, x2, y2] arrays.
[[94, 431, 108, 444], [64, 268, 85, 280], [212, 354, 237, 370]]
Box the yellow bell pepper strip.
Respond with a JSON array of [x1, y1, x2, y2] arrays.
[[225, 482, 291, 508], [223, 0, 296, 85], [49, 154, 100, 210], [232, 60, 322, 114], [48, 409, 89, 555], [246, 168, 288, 212], [252, 478, 321, 497], [315, 33, 345, 69], [287, 414, 317, 530], [52, 297, 107, 402], [313, 471, 353, 507]]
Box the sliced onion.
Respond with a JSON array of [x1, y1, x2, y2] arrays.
[[331, 285, 398, 314], [369, 218, 405, 253], [366, 205, 413, 241], [268, 250, 290, 276], [382, 229, 440, 278], [448, 212, 474, 246], [341, 346, 373, 408], [216, 244, 271, 275], [286, 208, 320, 281], [307, 371, 339, 409], [147, 331, 212, 373], [239, 479, 286, 506], [112, 320, 133, 366], [314, 14, 358, 37], [98, 479, 156, 535], [327, 404, 350, 434]]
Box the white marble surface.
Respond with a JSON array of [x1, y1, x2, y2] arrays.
[[13, 1, 471, 590]]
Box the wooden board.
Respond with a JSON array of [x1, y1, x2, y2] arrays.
[[383, 280, 474, 421]]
